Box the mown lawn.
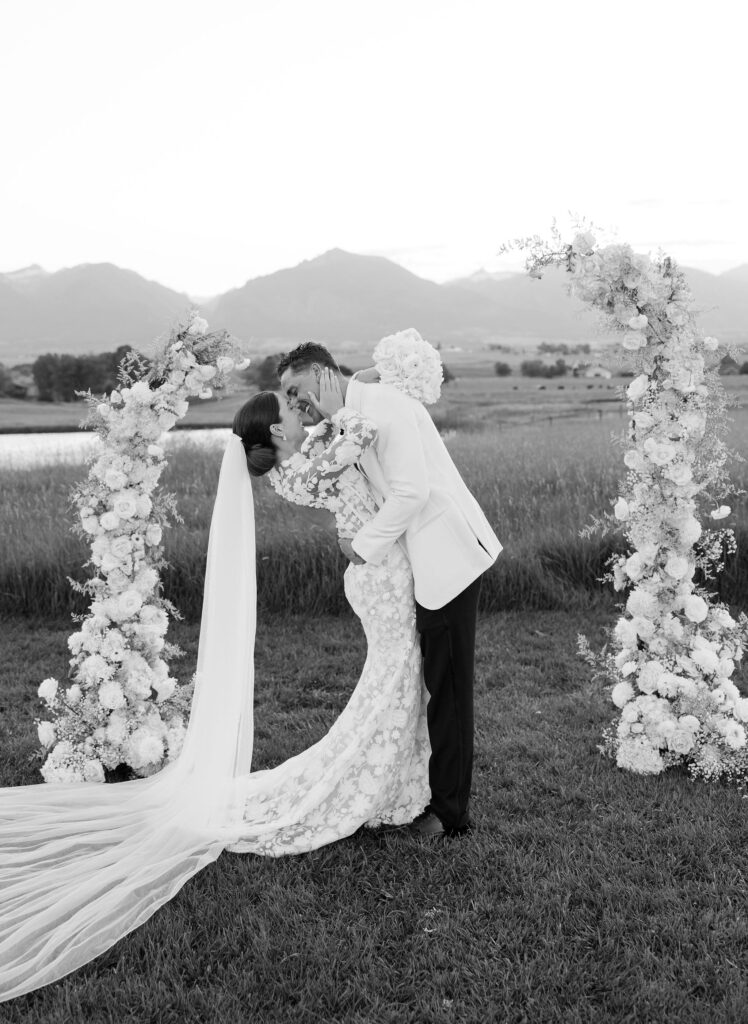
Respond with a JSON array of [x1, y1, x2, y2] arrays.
[[3, 608, 748, 1023]]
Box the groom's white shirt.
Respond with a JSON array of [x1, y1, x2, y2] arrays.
[[345, 378, 502, 610]]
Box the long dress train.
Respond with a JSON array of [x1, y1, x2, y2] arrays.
[[0, 409, 428, 1001]]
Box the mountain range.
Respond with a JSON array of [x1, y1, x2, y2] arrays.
[[1, 249, 746, 365]]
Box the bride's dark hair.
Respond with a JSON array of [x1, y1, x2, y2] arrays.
[[232, 391, 282, 477]]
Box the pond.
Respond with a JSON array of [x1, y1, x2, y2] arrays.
[[0, 428, 232, 470]]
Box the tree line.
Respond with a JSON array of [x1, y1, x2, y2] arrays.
[[0, 347, 134, 402]]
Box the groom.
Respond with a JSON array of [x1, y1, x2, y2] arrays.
[[278, 340, 501, 838]]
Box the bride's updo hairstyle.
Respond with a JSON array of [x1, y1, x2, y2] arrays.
[[232, 391, 282, 477]]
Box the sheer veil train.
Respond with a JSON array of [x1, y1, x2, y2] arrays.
[[0, 435, 256, 1002]]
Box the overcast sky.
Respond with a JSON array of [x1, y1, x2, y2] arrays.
[[2, 0, 744, 296]]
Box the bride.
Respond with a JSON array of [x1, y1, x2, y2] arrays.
[[0, 342, 433, 1001]]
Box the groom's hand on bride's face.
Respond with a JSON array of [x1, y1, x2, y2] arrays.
[[339, 538, 365, 565]]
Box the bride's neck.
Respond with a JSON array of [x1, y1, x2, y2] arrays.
[[274, 437, 302, 462]]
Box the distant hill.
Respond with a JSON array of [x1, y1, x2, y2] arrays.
[[0, 250, 745, 365], [0, 264, 191, 363], [210, 248, 501, 348]]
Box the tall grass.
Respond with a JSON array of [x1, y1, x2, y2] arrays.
[[2, 415, 748, 622]]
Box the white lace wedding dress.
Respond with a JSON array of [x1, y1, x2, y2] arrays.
[[229, 409, 430, 856], [0, 405, 429, 1001]]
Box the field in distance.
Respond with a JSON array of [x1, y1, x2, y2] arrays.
[[2, 343, 748, 433]]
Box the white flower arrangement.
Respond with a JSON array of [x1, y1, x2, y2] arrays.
[[36, 312, 249, 783], [507, 223, 748, 783], [372, 328, 444, 404]]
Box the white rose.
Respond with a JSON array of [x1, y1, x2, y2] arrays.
[[97, 403, 110, 417], [680, 412, 706, 436], [99, 680, 127, 709], [147, 444, 164, 458], [643, 438, 676, 465], [624, 552, 645, 581], [119, 589, 144, 618], [145, 524, 162, 546], [81, 515, 101, 534], [666, 464, 693, 486], [235, 358, 251, 371], [624, 449, 645, 472], [723, 722, 746, 750], [198, 364, 217, 381], [668, 728, 696, 755], [623, 332, 646, 350], [83, 759, 106, 783], [627, 375, 649, 402], [154, 677, 177, 702], [632, 616, 655, 640], [100, 511, 120, 531], [113, 492, 138, 519], [684, 595, 709, 623], [130, 381, 153, 402], [703, 336, 719, 351], [66, 683, 83, 704], [656, 672, 682, 698], [628, 314, 649, 330], [679, 714, 701, 733], [664, 554, 691, 580], [572, 231, 596, 253], [712, 608, 736, 629], [627, 589, 659, 619], [614, 618, 638, 647], [691, 648, 719, 674], [136, 494, 153, 518], [634, 411, 655, 431], [637, 661, 664, 694], [611, 680, 635, 708], [38, 677, 59, 702], [110, 536, 132, 560], [614, 498, 629, 521], [198, 388, 213, 400], [37, 720, 56, 747], [679, 517, 702, 545], [104, 469, 128, 490], [187, 316, 209, 336], [710, 506, 731, 520], [733, 698, 748, 723]]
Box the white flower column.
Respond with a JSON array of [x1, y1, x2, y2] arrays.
[[510, 226, 748, 782], [36, 314, 248, 782]]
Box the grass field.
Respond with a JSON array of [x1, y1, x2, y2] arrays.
[[5, 609, 748, 1023], [0, 416, 636, 621], [2, 399, 748, 622], [4, 376, 748, 1020]]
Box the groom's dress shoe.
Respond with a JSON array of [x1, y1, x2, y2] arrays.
[[407, 810, 473, 839]]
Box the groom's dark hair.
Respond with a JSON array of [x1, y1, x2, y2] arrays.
[[276, 342, 339, 379]]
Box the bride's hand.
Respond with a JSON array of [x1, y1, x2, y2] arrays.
[[355, 366, 381, 384], [307, 368, 345, 420]]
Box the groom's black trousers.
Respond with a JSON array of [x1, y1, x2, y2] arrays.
[[415, 574, 482, 830]]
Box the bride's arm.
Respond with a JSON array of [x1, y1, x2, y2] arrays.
[[289, 410, 377, 487], [269, 410, 378, 506]]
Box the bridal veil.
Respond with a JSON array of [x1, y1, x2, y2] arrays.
[[0, 435, 256, 1002]]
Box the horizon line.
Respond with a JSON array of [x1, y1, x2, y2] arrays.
[[1, 247, 746, 299]]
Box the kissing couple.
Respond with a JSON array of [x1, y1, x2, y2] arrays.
[[0, 329, 501, 1001]]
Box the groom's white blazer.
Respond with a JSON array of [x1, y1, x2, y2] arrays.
[[345, 378, 501, 610]]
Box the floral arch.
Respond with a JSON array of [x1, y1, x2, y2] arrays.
[[37, 314, 248, 782], [512, 227, 748, 782]]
